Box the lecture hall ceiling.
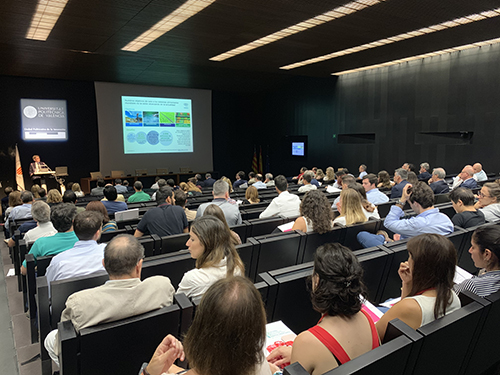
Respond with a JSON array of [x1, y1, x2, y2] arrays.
[[1, 0, 500, 89]]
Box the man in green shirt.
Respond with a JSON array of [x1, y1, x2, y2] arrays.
[[127, 181, 151, 203], [21, 203, 78, 275]]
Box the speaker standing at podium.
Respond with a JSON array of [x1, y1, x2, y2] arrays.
[[29, 155, 46, 181]]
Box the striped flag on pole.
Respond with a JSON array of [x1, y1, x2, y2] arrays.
[[15, 144, 25, 191]]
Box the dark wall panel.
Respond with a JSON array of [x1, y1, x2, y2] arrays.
[[332, 44, 500, 176]]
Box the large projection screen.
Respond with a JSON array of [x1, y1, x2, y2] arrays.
[[94, 82, 212, 176]]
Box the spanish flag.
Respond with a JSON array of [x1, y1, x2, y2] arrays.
[[15, 144, 25, 191]]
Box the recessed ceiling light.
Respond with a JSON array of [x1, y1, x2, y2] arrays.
[[209, 0, 386, 61], [26, 0, 69, 41], [332, 37, 500, 75], [122, 0, 216, 52], [280, 7, 500, 70]]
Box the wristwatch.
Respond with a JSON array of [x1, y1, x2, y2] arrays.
[[139, 363, 150, 375], [397, 200, 405, 206]]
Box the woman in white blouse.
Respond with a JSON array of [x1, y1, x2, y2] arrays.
[[177, 216, 245, 298]]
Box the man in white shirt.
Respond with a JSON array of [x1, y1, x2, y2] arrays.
[[252, 174, 267, 189], [362, 174, 389, 205], [7, 201, 57, 247], [298, 171, 317, 193], [357, 164, 368, 180], [45, 211, 106, 286], [259, 175, 300, 218], [473, 163, 488, 182]]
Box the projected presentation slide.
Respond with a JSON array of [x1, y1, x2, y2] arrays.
[[292, 142, 305, 156], [20, 99, 68, 141], [122, 96, 193, 154]]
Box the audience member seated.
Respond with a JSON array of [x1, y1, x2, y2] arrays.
[[267, 243, 379, 374], [362, 174, 389, 205], [315, 169, 325, 183], [63, 190, 85, 213], [86, 200, 117, 232], [330, 170, 346, 190], [127, 181, 151, 203], [357, 164, 368, 180], [358, 182, 453, 248], [417, 162, 432, 180], [457, 165, 478, 190], [151, 179, 167, 201], [407, 171, 418, 185], [377, 170, 395, 189], [31, 184, 41, 199], [390, 168, 409, 199], [101, 186, 128, 214], [264, 173, 275, 187], [323, 167, 336, 185], [151, 176, 161, 190], [45, 211, 106, 286], [6, 191, 34, 233], [46, 189, 63, 207], [331, 175, 356, 206], [44, 234, 175, 367], [91, 178, 106, 196], [248, 172, 257, 185], [334, 189, 371, 227], [252, 174, 267, 189], [202, 204, 242, 245], [20, 203, 78, 275], [243, 185, 260, 205], [449, 188, 485, 229], [454, 226, 500, 297], [1, 186, 13, 216], [71, 182, 85, 198], [292, 190, 333, 233], [114, 178, 128, 194], [187, 178, 202, 195], [4, 190, 21, 221], [146, 276, 272, 375], [204, 173, 216, 187], [349, 183, 380, 220], [233, 171, 248, 190], [475, 182, 500, 222], [429, 167, 450, 194], [294, 167, 307, 184], [376, 234, 461, 341], [298, 171, 317, 193], [134, 186, 188, 238], [473, 163, 487, 182], [123, 179, 134, 192], [174, 189, 196, 221], [196, 180, 242, 226], [6, 201, 56, 248], [221, 176, 234, 193], [177, 216, 244, 298], [259, 175, 301, 219], [37, 188, 47, 201]]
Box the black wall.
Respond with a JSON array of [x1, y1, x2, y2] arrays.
[[2, 42, 500, 191], [0, 76, 99, 189]]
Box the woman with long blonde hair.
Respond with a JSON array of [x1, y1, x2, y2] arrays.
[[334, 188, 367, 226]]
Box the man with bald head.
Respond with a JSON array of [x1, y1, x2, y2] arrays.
[[458, 165, 478, 189], [473, 163, 487, 182]]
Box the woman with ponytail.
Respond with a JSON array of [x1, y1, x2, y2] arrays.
[[177, 216, 244, 298], [267, 243, 379, 374], [376, 233, 461, 341]]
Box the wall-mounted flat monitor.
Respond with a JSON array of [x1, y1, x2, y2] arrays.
[[20, 98, 68, 141]]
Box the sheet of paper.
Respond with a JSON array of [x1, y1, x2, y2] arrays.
[[265, 320, 297, 355], [454, 265, 473, 285], [6, 268, 15, 277], [277, 221, 294, 232], [362, 299, 384, 322], [380, 297, 401, 308]]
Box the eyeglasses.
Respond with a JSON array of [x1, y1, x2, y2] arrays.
[[479, 191, 492, 198]]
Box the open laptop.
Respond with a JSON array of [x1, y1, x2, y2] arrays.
[[115, 208, 139, 222]]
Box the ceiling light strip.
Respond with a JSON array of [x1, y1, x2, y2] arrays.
[[122, 0, 216, 52], [209, 0, 386, 62], [332, 37, 500, 75], [280, 7, 500, 70], [25, 0, 69, 41]]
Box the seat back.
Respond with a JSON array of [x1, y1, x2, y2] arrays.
[[354, 246, 392, 304], [141, 251, 195, 287], [343, 219, 380, 251], [59, 304, 181, 375], [246, 216, 284, 237], [236, 242, 254, 278], [138, 235, 157, 257], [300, 227, 344, 263], [376, 201, 396, 218], [98, 228, 128, 243], [411, 294, 484, 375], [160, 232, 190, 254], [248, 231, 304, 281], [230, 221, 249, 243], [377, 243, 410, 302]]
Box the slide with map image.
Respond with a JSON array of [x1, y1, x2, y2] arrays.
[[122, 96, 193, 154]]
